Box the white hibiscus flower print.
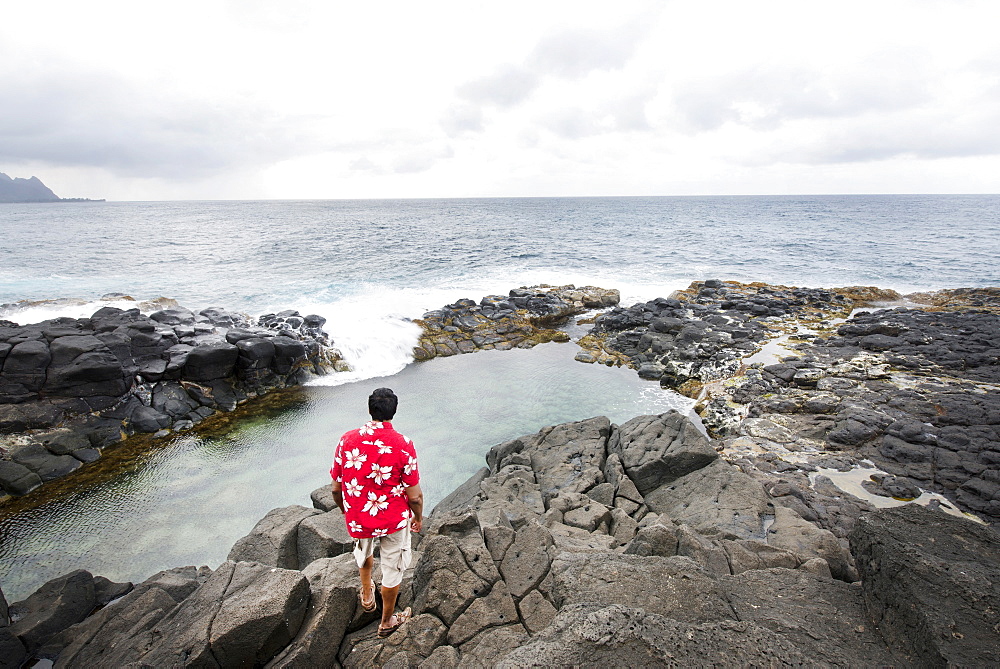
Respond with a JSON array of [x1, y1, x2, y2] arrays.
[[345, 478, 364, 498], [403, 455, 418, 476], [376, 440, 392, 454], [391, 483, 406, 497], [367, 463, 393, 486], [343, 498, 351, 511], [358, 421, 383, 436], [349, 520, 363, 533], [363, 491, 389, 516], [372, 528, 389, 537], [396, 517, 409, 529], [344, 448, 367, 470]]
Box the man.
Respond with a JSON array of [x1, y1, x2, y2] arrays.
[[330, 387, 423, 638]]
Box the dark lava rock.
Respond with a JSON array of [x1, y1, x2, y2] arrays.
[[850, 504, 1000, 667], [8, 570, 97, 654]]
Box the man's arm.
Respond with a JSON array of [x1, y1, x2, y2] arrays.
[[405, 484, 424, 533], [331, 480, 346, 515]]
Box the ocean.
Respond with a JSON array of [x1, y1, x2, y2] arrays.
[[0, 194, 998, 600]]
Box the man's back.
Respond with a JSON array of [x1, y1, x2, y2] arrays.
[[331, 420, 419, 538]]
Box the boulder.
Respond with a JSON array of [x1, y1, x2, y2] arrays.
[[44, 335, 128, 397], [8, 570, 96, 654], [608, 411, 718, 495], [643, 458, 771, 539], [850, 504, 1000, 667], [51, 567, 209, 667], [0, 628, 27, 669], [228, 505, 322, 569], [309, 484, 337, 512], [550, 553, 734, 623], [296, 509, 354, 568], [130, 561, 309, 667], [447, 580, 519, 646], [722, 568, 901, 666], [498, 521, 555, 599], [266, 555, 359, 668], [767, 506, 855, 582], [10, 444, 82, 482], [128, 404, 172, 433], [0, 339, 50, 397], [497, 604, 811, 667], [458, 624, 530, 667], [0, 460, 43, 495], [183, 340, 239, 380], [524, 417, 611, 501], [516, 589, 557, 635], [623, 519, 679, 557], [413, 535, 489, 626]]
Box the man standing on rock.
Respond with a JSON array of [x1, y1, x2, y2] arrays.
[[330, 387, 423, 637]]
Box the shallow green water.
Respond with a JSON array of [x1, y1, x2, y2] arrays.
[[0, 342, 690, 602]]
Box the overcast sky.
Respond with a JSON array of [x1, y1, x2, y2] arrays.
[[2, 0, 998, 200]]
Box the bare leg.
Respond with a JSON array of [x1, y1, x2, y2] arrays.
[[380, 584, 400, 629], [358, 555, 375, 608]]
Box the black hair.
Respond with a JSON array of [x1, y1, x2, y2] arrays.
[[368, 387, 398, 421]]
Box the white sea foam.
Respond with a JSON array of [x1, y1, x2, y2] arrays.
[[0, 298, 146, 325]]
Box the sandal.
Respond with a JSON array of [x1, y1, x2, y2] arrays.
[[377, 607, 412, 637], [359, 579, 377, 613]]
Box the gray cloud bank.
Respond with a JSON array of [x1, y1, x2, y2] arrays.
[[0, 66, 307, 179]]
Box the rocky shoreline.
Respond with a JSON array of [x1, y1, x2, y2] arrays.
[[2, 410, 997, 667], [0, 302, 343, 499], [412, 285, 620, 361], [1, 279, 998, 666], [582, 281, 1000, 523]]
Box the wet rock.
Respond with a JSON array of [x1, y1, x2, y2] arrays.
[[861, 473, 922, 500], [850, 504, 1000, 667], [1, 303, 339, 494], [414, 285, 618, 361], [10, 444, 82, 482], [0, 460, 42, 495]]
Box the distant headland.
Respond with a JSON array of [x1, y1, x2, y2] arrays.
[[0, 172, 104, 203]]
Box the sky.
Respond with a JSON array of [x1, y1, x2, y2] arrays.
[[1, 0, 998, 200]]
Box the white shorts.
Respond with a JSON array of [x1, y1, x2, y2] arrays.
[[352, 524, 412, 589]]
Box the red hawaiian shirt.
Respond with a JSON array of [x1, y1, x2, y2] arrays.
[[330, 420, 420, 539]]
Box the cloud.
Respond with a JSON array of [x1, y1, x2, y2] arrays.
[[441, 104, 485, 135], [0, 65, 311, 179], [671, 52, 935, 133], [763, 107, 1000, 166], [527, 21, 646, 79], [456, 65, 540, 108]]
